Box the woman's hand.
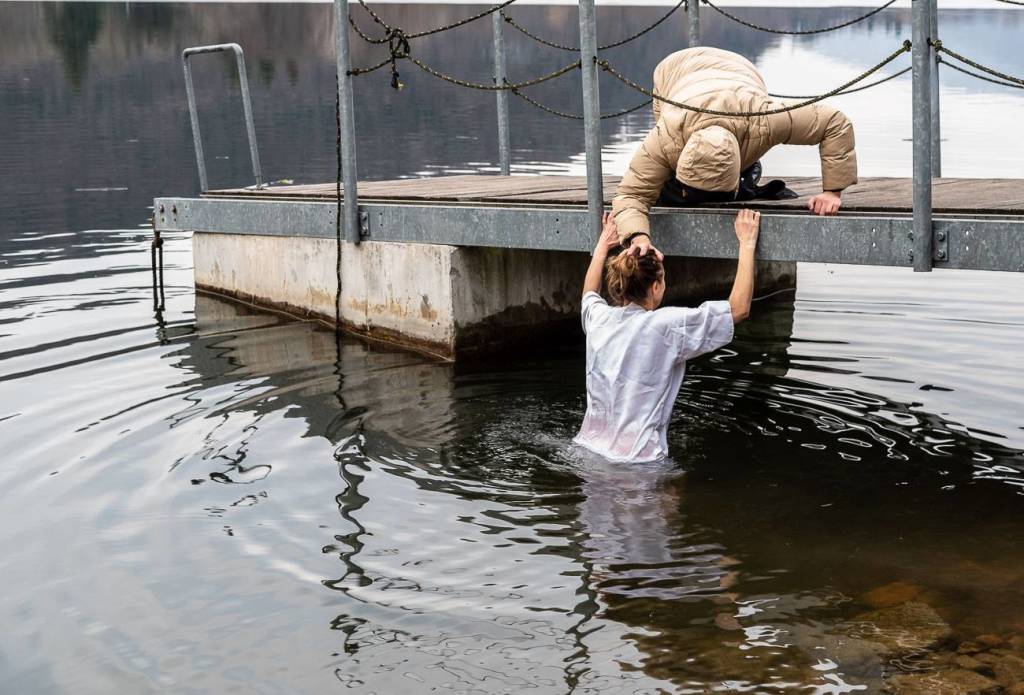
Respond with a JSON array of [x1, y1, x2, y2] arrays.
[[596, 212, 620, 254], [583, 212, 621, 296], [734, 209, 760, 251], [626, 234, 665, 262]]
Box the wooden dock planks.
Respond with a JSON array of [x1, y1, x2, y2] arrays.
[[207, 174, 1024, 215]]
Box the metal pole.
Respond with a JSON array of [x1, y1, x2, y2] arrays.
[[232, 48, 263, 189], [578, 0, 604, 237], [493, 13, 511, 176], [335, 0, 361, 244], [182, 57, 208, 192], [912, 0, 933, 272], [929, 0, 941, 177], [688, 0, 701, 47]]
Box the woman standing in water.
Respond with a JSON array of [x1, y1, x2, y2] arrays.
[[574, 209, 760, 462]]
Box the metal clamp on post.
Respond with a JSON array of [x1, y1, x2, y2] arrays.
[[182, 43, 263, 192]]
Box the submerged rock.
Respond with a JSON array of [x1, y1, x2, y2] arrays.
[[863, 581, 923, 609], [884, 669, 999, 695], [842, 601, 953, 654], [990, 652, 1024, 688]]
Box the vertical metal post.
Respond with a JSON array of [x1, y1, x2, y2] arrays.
[[492, 13, 511, 176], [182, 56, 208, 192], [578, 0, 604, 237], [912, 0, 933, 271], [335, 0, 361, 244], [929, 0, 941, 177], [688, 0, 701, 47], [232, 50, 263, 189]]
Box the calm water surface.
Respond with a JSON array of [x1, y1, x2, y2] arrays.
[[2, 3, 1024, 693]]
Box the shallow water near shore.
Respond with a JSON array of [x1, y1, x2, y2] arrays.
[[3, 3, 1024, 693]]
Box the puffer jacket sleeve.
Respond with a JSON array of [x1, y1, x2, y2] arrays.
[[612, 125, 674, 243], [651, 61, 666, 123], [781, 104, 858, 192]]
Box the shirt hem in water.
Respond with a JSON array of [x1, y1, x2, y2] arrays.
[[571, 436, 668, 464]]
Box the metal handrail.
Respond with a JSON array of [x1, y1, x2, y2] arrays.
[[182, 43, 263, 191]]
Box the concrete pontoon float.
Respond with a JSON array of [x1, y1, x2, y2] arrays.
[[154, 1, 1024, 359]]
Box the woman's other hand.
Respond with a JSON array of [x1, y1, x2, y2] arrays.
[[734, 209, 761, 251], [597, 212, 620, 254]]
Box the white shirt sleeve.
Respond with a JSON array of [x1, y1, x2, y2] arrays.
[[581, 291, 611, 334], [666, 300, 734, 360]]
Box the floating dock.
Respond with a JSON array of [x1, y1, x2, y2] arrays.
[[155, 0, 1024, 358], [155, 173, 1023, 358]]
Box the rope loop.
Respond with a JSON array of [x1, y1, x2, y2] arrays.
[[700, 0, 898, 36], [510, 85, 653, 120], [500, 0, 686, 53], [386, 27, 411, 89]]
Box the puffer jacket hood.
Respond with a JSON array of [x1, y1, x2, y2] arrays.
[[676, 125, 741, 193], [612, 47, 859, 242]]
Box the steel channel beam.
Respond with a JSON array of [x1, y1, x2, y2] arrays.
[[688, 0, 701, 47], [578, 0, 604, 237], [492, 13, 512, 176], [153, 197, 1024, 271], [182, 43, 263, 191], [335, 0, 361, 244], [911, 0, 934, 271]]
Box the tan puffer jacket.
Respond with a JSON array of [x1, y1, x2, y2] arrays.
[[612, 47, 858, 242]]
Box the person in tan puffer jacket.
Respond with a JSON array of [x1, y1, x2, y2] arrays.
[[612, 46, 858, 256]]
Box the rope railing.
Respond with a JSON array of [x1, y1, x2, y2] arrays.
[[349, 0, 523, 88], [354, 0, 518, 41], [511, 88, 652, 120], [939, 57, 1024, 90], [932, 41, 1024, 88], [768, 65, 911, 100], [406, 56, 581, 91], [597, 41, 911, 118], [701, 0, 898, 36], [499, 0, 686, 53]]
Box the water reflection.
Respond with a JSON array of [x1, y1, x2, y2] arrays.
[[3, 3, 1024, 692], [138, 291, 1024, 691]]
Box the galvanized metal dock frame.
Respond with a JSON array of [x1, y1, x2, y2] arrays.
[[157, 0, 1024, 274]]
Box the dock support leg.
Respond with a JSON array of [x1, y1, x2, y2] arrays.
[[334, 0, 361, 245], [688, 0, 701, 47], [911, 0, 933, 272], [578, 0, 604, 237], [492, 13, 511, 176], [929, 0, 941, 177]]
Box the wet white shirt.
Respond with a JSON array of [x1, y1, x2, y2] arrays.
[[574, 291, 734, 462]]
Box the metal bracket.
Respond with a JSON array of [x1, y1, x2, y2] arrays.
[[182, 43, 263, 192], [359, 210, 370, 239], [933, 227, 948, 262]]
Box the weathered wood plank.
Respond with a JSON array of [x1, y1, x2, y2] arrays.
[[205, 174, 1024, 215]]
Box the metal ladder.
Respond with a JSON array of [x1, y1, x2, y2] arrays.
[[182, 43, 263, 191]]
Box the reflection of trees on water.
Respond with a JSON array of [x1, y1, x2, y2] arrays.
[[166, 293, 1024, 690], [4, 2, 926, 236], [43, 4, 102, 90]]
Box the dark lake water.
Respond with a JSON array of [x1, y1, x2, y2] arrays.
[[2, 2, 1024, 693]]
